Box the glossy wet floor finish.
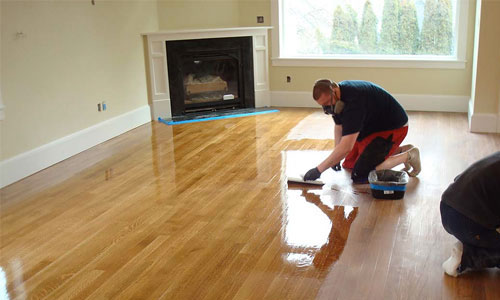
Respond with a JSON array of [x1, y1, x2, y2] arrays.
[[1, 108, 500, 299]]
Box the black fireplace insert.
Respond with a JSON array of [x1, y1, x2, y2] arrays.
[[166, 37, 255, 116]]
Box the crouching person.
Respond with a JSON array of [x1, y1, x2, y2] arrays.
[[303, 79, 421, 183], [441, 151, 500, 276]]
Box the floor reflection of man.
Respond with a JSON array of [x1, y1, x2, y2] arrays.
[[301, 190, 358, 270]]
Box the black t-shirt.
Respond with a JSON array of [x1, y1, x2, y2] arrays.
[[332, 80, 408, 140], [441, 151, 500, 229]]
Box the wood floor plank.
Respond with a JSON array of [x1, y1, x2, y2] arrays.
[[1, 108, 499, 299]]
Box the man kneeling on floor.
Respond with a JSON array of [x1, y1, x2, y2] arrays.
[[441, 151, 500, 277], [303, 79, 421, 183]]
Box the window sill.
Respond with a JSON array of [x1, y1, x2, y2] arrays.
[[271, 56, 466, 69]]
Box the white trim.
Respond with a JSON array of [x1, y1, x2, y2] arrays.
[[455, 0, 469, 65], [271, 0, 468, 69], [497, 103, 500, 133], [0, 87, 4, 121], [152, 99, 171, 120], [271, 0, 281, 63], [469, 112, 499, 133], [255, 90, 271, 107], [141, 27, 273, 38], [0, 105, 152, 188], [468, 98, 474, 127], [270, 91, 469, 112], [395, 94, 469, 112]]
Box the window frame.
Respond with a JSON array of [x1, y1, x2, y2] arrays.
[[271, 0, 469, 69]]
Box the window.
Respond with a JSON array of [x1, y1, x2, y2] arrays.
[[271, 0, 469, 68]]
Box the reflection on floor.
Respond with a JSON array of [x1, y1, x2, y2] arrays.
[[282, 188, 358, 270], [282, 150, 364, 271]]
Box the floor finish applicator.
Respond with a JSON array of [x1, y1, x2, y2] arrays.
[[287, 175, 325, 185]]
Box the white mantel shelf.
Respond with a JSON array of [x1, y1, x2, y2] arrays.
[[142, 26, 272, 38], [143, 27, 272, 120]]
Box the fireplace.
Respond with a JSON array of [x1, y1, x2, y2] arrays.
[[143, 27, 271, 119], [166, 37, 254, 116]]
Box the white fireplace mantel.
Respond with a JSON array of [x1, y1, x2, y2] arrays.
[[142, 27, 272, 119]]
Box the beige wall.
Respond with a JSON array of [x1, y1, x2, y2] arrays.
[[157, 0, 240, 30], [471, 0, 500, 114], [238, 0, 270, 27], [270, 66, 474, 95], [1, 0, 158, 160], [156, 0, 269, 31]]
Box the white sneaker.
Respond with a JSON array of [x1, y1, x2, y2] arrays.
[[442, 241, 463, 277]]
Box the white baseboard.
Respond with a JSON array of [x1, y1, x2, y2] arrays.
[[0, 98, 4, 120], [152, 98, 171, 120], [1, 105, 152, 188], [469, 112, 499, 133], [255, 90, 271, 107], [468, 98, 473, 126], [270, 91, 469, 112]]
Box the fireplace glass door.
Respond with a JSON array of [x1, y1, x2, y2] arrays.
[[182, 55, 240, 112]]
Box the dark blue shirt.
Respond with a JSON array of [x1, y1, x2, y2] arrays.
[[332, 80, 408, 141]]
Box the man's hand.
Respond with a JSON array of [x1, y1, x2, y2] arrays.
[[332, 163, 341, 171], [303, 167, 321, 181]]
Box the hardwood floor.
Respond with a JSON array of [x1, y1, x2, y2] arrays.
[[1, 108, 499, 299]]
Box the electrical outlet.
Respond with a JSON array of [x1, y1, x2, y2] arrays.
[[286, 76, 291, 83], [97, 103, 102, 111], [257, 16, 264, 23]]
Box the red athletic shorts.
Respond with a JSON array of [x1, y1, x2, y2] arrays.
[[342, 126, 408, 169]]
